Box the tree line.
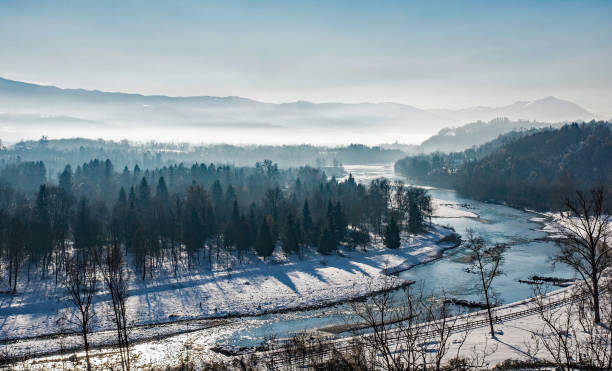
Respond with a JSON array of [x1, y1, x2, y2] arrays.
[[0, 138, 405, 178], [0, 158, 432, 291]]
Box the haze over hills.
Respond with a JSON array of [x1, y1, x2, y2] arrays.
[[430, 96, 595, 124], [417, 118, 565, 154], [0, 77, 597, 145]]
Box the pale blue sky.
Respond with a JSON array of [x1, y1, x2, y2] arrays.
[[1, 0, 611, 112]]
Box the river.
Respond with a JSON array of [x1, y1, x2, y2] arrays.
[[216, 164, 575, 348]]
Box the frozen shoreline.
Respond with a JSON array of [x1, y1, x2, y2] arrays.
[[0, 224, 459, 357]]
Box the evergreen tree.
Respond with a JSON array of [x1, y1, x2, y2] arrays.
[[33, 185, 53, 259], [73, 198, 99, 254], [138, 177, 151, 203], [247, 204, 257, 247], [117, 187, 127, 206], [317, 224, 336, 255], [255, 218, 274, 258], [59, 165, 73, 194], [230, 200, 240, 225], [384, 217, 401, 249], [333, 201, 347, 242], [225, 185, 237, 205], [120, 166, 131, 189], [281, 213, 299, 254], [302, 200, 313, 244], [156, 177, 169, 202], [211, 180, 223, 205], [407, 187, 427, 234], [236, 215, 251, 256], [224, 200, 241, 247], [128, 186, 136, 206]]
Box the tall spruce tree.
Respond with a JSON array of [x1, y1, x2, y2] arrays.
[[281, 213, 300, 254], [302, 200, 313, 244], [318, 224, 336, 255], [255, 218, 275, 258], [384, 217, 401, 249]]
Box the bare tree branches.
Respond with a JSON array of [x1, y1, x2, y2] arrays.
[[555, 187, 611, 324], [464, 229, 503, 337], [347, 279, 473, 370], [99, 245, 131, 371], [64, 254, 97, 371], [533, 283, 612, 370]]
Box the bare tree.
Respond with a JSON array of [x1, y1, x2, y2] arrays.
[[419, 293, 469, 370], [532, 283, 612, 370], [347, 280, 475, 370], [99, 245, 131, 370], [64, 254, 97, 371], [348, 277, 423, 370], [554, 187, 611, 324], [533, 287, 577, 370], [464, 229, 503, 337], [573, 284, 612, 370]]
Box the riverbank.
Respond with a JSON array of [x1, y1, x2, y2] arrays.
[[0, 224, 460, 361], [14, 276, 609, 370]]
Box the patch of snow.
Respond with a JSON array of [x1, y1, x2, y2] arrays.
[[432, 198, 479, 218], [0, 224, 458, 359]]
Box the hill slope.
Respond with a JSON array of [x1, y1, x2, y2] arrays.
[[431, 96, 595, 124], [418, 118, 563, 153], [395, 122, 612, 210]]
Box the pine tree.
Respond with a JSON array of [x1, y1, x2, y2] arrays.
[[255, 218, 275, 258], [59, 165, 73, 194], [156, 177, 169, 202], [247, 203, 257, 247], [138, 177, 151, 203], [211, 180, 223, 205], [34, 185, 53, 257], [281, 213, 299, 254], [224, 200, 241, 247], [230, 200, 240, 224], [408, 189, 424, 234], [333, 201, 347, 242], [117, 187, 127, 206], [302, 200, 313, 245], [384, 217, 401, 249], [236, 215, 251, 256], [317, 225, 336, 255]]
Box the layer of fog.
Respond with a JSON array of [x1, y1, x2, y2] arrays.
[[0, 78, 598, 146]]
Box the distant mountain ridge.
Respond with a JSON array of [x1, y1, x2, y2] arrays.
[[0, 77, 598, 145], [430, 96, 594, 123]]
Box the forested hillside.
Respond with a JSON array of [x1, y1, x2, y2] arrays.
[[395, 122, 612, 210]]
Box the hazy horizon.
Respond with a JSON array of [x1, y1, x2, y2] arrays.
[[0, 76, 600, 146], [1, 0, 611, 114]]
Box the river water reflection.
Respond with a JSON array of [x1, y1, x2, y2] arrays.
[[220, 164, 575, 347]]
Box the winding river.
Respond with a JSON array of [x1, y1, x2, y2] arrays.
[[216, 164, 575, 348]]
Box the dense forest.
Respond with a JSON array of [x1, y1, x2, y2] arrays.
[[0, 139, 405, 177], [0, 158, 431, 292], [395, 121, 612, 210]]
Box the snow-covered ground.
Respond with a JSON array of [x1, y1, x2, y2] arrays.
[[0, 224, 459, 359], [531, 211, 611, 241], [432, 198, 479, 219], [12, 280, 609, 370]]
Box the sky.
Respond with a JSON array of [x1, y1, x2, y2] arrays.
[[1, 0, 611, 113]]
